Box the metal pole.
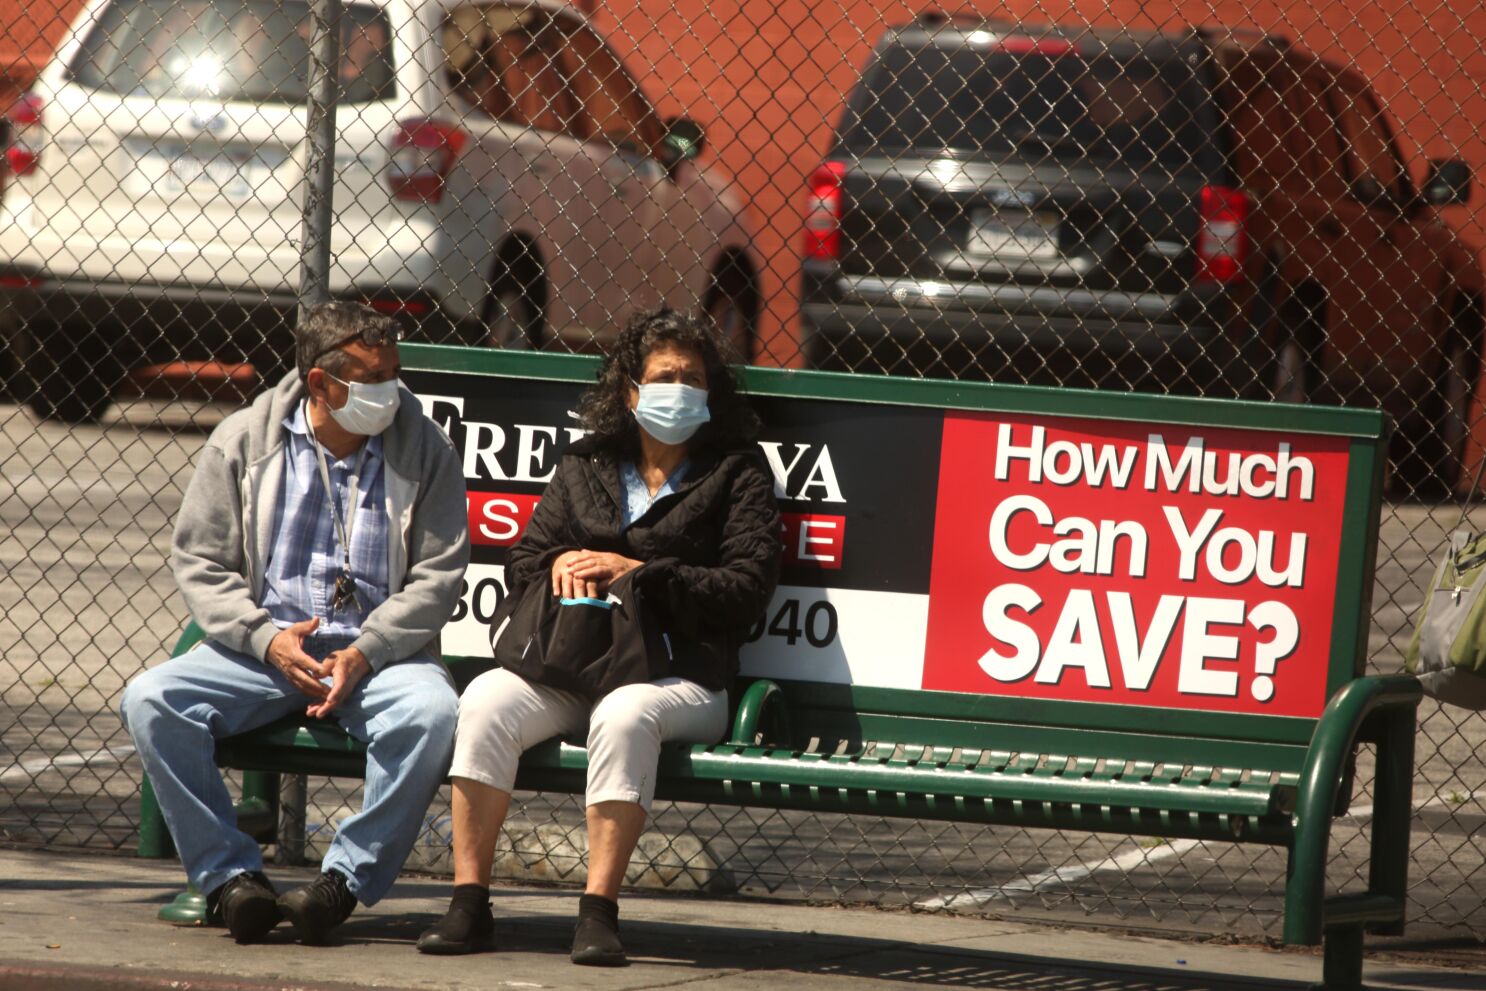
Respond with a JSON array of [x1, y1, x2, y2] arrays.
[[289, 0, 340, 862], [297, 0, 343, 321], [278, 773, 309, 866]]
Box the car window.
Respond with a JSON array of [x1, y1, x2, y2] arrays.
[[443, 7, 582, 136], [447, 37, 515, 120], [493, 27, 576, 134], [68, 0, 395, 104], [1329, 78, 1408, 206], [1221, 53, 1309, 188], [557, 24, 664, 157], [1290, 70, 1349, 201], [443, 4, 520, 118], [837, 42, 1206, 170]]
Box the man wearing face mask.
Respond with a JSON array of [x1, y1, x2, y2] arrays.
[[418, 308, 780, 965], [121, 302, 469, 947]]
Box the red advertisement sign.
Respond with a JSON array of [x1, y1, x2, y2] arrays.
[[922, 412, 1350, 718]]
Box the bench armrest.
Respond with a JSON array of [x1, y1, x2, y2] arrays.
[[729, 679, 789, 747], [172, 620, 208, 658], [1285, 673, 1421, 944]]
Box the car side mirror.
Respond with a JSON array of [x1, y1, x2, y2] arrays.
[[1424, 159, 1473, 206], [662, 116, 706, 164]]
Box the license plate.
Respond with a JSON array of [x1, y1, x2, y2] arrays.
[[131, 141, 272, 200], [967, 209, 1060, 259]]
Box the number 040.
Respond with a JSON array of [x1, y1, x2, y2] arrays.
[[745, 598, 838, 648]]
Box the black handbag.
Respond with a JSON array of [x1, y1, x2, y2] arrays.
[[489, 571, 668, 699]]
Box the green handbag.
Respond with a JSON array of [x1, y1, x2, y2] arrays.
[[1406, 514, 1486, 710]]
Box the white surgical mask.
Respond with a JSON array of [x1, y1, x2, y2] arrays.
[[632, 381, 710, 445], [326, 373, 401, 436]]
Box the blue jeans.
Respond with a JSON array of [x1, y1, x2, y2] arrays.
[[120, 637, 457, 906]]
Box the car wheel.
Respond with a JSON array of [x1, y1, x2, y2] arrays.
[[704, 269, 756, 363], [1412, 335, 1479, 496], [482, 284, 543, 350], [19, 323, 115, 424]]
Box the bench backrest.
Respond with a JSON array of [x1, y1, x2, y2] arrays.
[[406, 346, 1387, 777]]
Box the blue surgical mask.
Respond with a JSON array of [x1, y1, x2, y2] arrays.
[[632, 381, 710, 445]]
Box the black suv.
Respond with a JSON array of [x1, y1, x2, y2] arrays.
[[801, 15, 1484, 487]]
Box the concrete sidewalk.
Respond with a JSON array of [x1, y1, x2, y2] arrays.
[[0, 846, 1477, 991]]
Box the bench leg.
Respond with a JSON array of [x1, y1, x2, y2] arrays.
[[237, 770, 281, 845], [157, 884, 207, 926], [1367, 708, 1415, 938], [1317, 924, 1366, 991], [149, 771, 282, 926], [139, 770, 280, 854], [137, 772, 176, 860]]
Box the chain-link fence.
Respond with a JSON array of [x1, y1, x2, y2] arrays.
[[1, 0, 1484, 947]]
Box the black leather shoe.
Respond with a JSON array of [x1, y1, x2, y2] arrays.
[[208, 871, 282, 944], [276, 870, 357, 946], [416, 902, 496, 955], [571, 895, 627, 967]]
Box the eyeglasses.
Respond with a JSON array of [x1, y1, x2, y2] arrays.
[[309, 325, 405, 367]]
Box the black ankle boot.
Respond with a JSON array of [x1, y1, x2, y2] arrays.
[[571, 894, 626, 967], [417, 885, 495, 955], [276, 869, 357, 946], [207, 871, 282, 944]]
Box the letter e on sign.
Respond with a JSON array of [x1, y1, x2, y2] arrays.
[[782, 513, 845, 569]]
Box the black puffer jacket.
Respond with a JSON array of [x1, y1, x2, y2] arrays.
[[505, 436, 782, 691]]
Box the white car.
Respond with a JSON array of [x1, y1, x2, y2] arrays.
[[0, 0, 759, 421]]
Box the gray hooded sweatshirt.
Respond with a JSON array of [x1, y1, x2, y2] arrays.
[[171, 372, 470, 670]]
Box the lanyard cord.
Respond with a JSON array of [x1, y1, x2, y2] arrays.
[[307, 411, 370, 580]]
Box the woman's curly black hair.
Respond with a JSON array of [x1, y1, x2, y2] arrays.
[[576, 308, 761, 456]]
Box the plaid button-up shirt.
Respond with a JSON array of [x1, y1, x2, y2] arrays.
[[261, 402, 390, 639]]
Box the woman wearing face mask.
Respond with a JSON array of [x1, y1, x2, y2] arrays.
[[418, 308, 781, 965]]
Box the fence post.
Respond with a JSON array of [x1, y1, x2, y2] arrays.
[[278, 773, 309, 866], [279, 0, 343, 861], [297, 0, 343, 319]]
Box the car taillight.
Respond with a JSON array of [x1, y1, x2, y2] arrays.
[[1195, 185, 1250, 285], [387, 119, 467, 203], [996, 36, 1075, 57], [804, 162, 846, 261], [5, 93, 44, 177], [365, 294, 431, 316]]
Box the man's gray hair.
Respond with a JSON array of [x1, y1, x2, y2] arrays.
[[294, 302, 402, 383]]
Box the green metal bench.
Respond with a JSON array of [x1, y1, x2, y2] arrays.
[[137, 347, 1417, 991]]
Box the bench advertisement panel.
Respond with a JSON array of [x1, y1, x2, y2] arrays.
[[406, 370, 1350, 721]]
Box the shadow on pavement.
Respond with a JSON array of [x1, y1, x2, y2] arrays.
[[128, 910, 1318, 991]]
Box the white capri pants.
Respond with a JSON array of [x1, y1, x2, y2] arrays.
[[450, 667, 728, 812]]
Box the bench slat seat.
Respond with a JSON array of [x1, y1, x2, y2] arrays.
[[218, 728, 1292, 844], [208, 657, 1351, 849], [209, 713, 1297, 855]]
